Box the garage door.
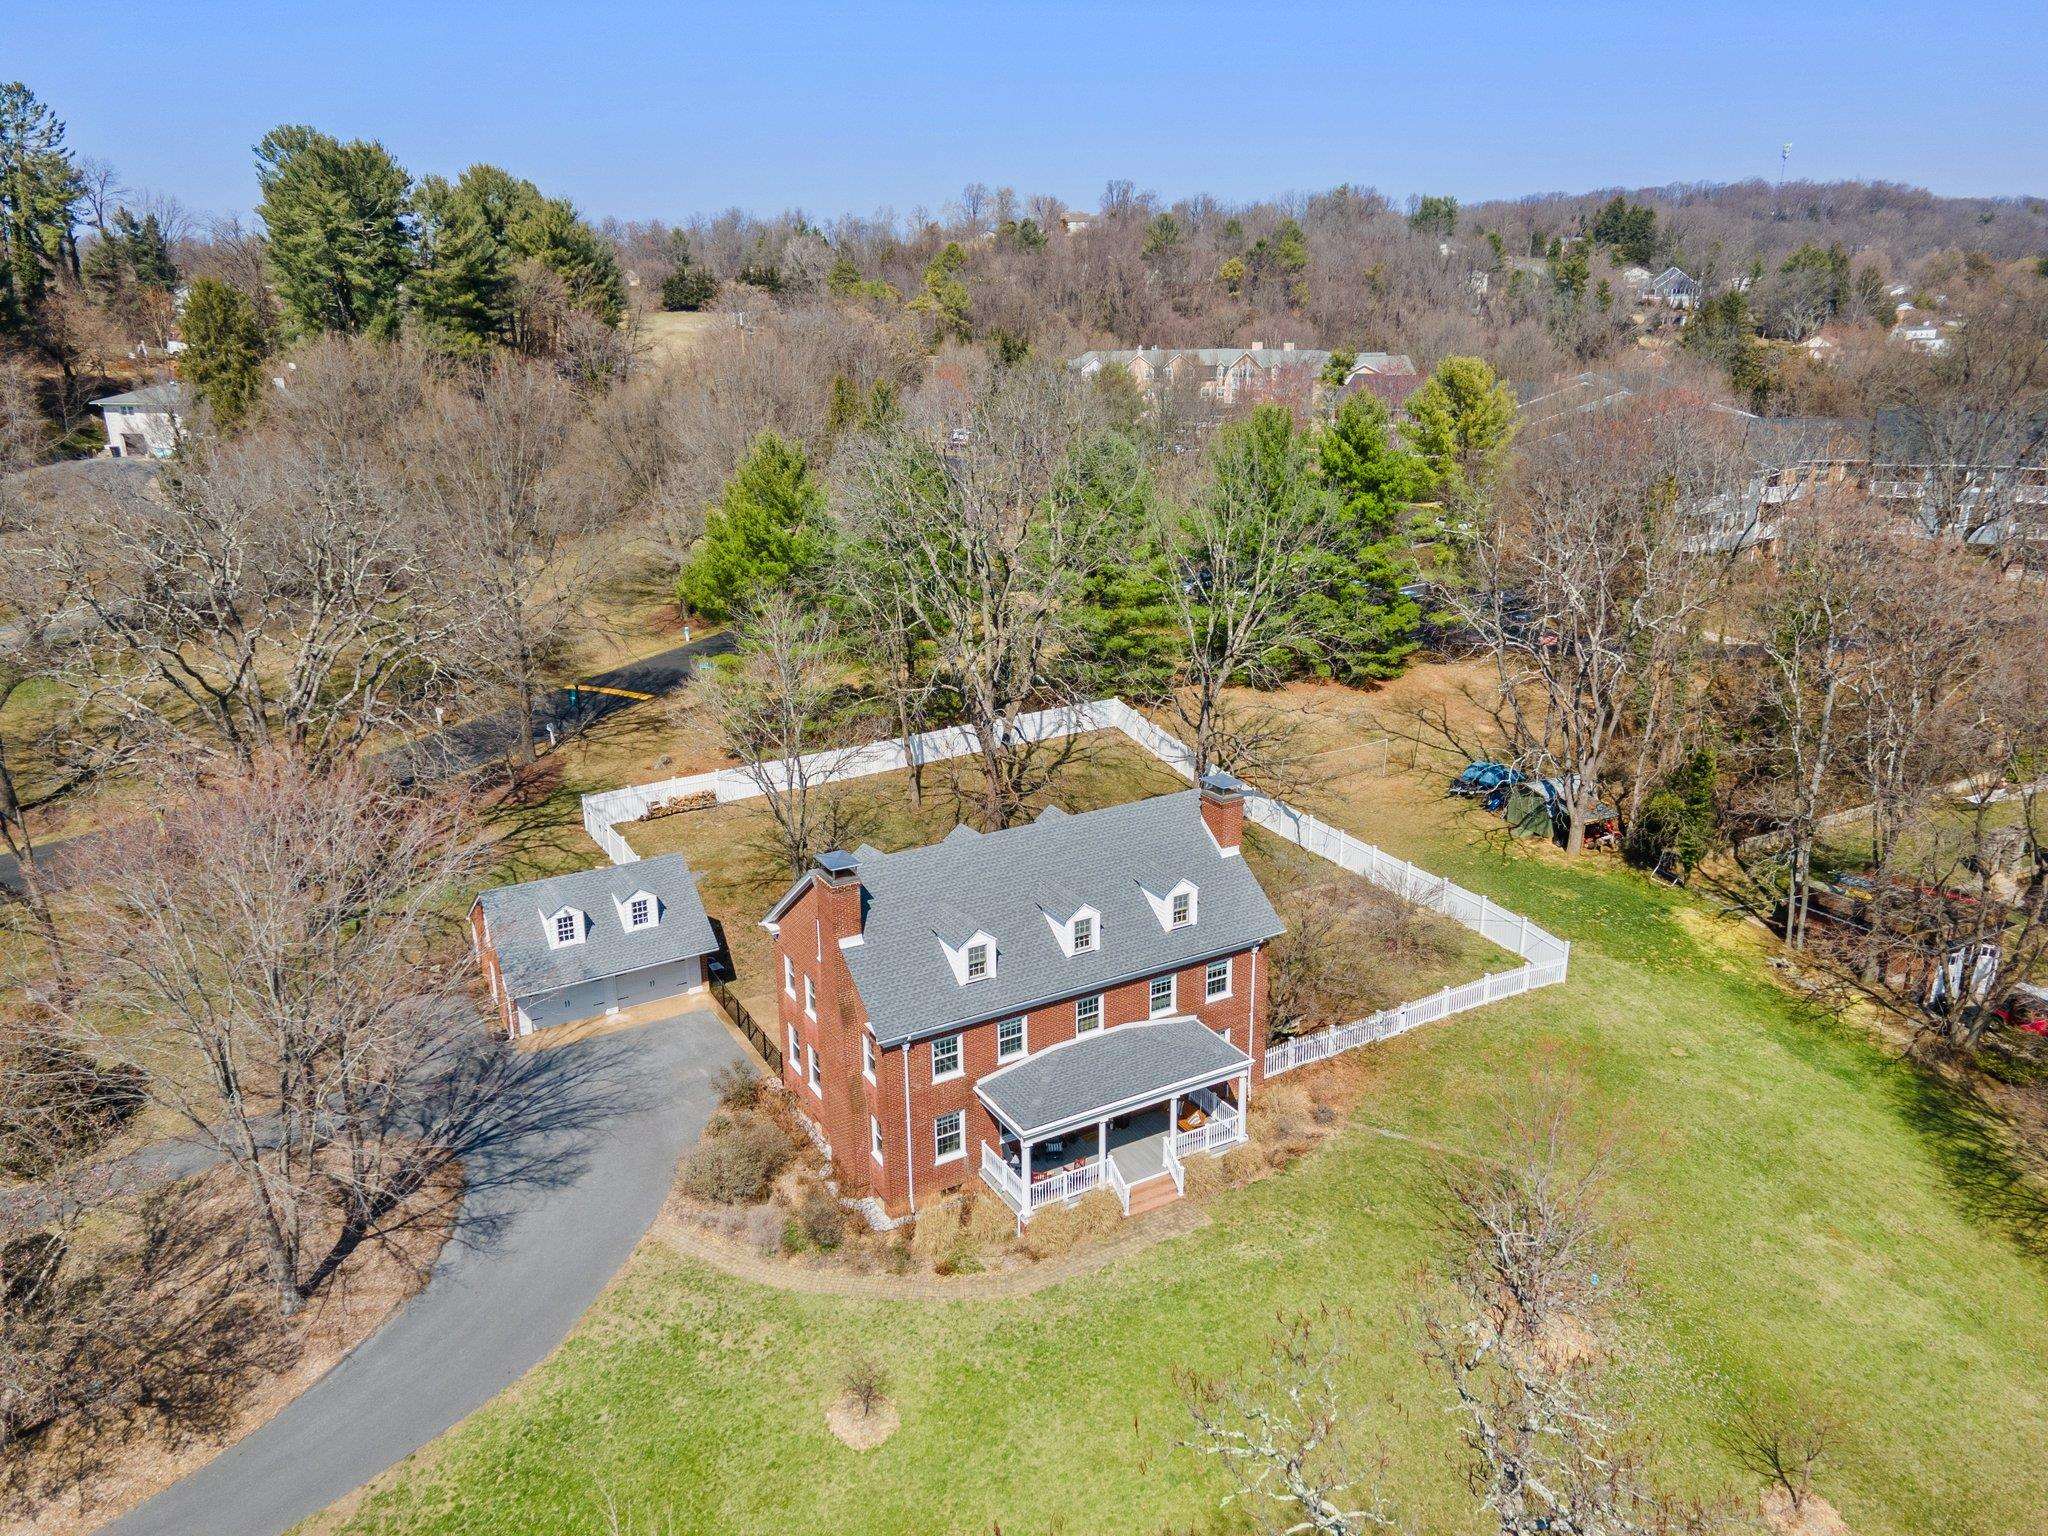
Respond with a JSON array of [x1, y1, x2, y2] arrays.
[[614, 960, 689, 1009], [519, 978, 612, 1032]]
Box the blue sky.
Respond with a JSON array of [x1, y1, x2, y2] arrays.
[[10, 2, 2042, 223]]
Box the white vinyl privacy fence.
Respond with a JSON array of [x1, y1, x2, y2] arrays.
[[581, 698, 1569, 1078]]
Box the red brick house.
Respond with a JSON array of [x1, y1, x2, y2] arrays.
[[761, 772, 1284, 1222]]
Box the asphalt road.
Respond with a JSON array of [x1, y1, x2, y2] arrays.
[[104, 1010, 747, 1536], [0, 629, 735, 898]]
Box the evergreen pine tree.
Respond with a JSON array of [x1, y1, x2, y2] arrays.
[[409, 175, 510, 353], [177, 278, 269, 433], [1404, 356, 1518, 503], [678, 434, 830, 621], [254, 125, 413, 339], [1288, 393, 1430, 683]]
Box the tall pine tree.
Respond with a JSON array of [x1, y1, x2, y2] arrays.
[[255, 125, 413, 339], [679, 434, 830, 622], [409, 174, 511, 354], [177, 278, 269, 433], [1293, 392, 1430, 683]]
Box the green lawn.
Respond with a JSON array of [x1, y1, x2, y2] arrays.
[[318, 751, 2048, 1536]]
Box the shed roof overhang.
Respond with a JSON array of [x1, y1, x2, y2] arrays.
[[975, 1016, 1250, 1142]]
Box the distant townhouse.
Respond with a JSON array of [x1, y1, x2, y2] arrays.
[[1071, 342, 1330, 412], [1889, 312, 1952, 354], [471, 854, 720, 1038], [91, 380, 188, 459], [1648, 266, 1701, 310], [763, 774, 1284, 1223], [1338, 351, 1426, 411]]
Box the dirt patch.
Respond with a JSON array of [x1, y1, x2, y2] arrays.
[[825, 1395, 900, 1451], [1762, 1486, 1852, 1536], [3, 1165, 460, 1536]]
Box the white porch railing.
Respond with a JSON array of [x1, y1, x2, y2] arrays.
[[980, 1142, 1027, 1215], [1175, 1103, 1246, 1160], [1105, 1152, 1133, 1215], [1162, 1133, 1185, 1196], [1028, 1156, 1101, 1211]]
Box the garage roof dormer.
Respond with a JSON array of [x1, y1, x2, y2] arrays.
[[543, 905, 588, 948], [615, 889, 661, 932], [1139, 877, 1198, 933]]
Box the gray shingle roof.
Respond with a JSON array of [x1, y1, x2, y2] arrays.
[[1069, 346, 1333, 374], [817, 790, 1284, 1048], [976, 1016, 1250, 1137], [90, 381, 189, 413], [474, 854, 717, 998]]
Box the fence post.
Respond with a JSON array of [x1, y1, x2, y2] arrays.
[[1518, 912, 1529, 955]]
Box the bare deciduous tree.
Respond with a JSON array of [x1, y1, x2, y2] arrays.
[[836, 359, 1125, 827], [702, 594, 870, 875], [64, 754, 483, 1316]]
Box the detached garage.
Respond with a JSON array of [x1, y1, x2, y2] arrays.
[[470, 854, 720, 1039]]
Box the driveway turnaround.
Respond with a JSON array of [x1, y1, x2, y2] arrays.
[[106, 1011, 746, 1536]]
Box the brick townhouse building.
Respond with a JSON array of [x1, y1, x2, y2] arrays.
[[762, 772, 1284, 1223]]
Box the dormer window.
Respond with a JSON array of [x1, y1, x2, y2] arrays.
[[630, 896, 650, 926], [1042, 902, 1100, 958], [1140, 878, 1199, 933], [939, 927, 999, 986], [616, 888, 660, 932], [545, 907, 586, 948]]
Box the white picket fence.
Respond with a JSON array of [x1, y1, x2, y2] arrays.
[[580, 697, 1570, 1077]]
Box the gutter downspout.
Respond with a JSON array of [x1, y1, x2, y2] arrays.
[[899, 1043, 916, 1213]]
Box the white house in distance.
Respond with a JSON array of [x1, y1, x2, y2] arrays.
[[469, 854, 720, 1038], [92, 380, 188, 459]]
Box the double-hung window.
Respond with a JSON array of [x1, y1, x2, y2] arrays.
[[783, 955, 796, 997], [1149, 974, 1176, 1017], [628, 896, 651, 928], [965, 941, 990, 980], [554, 912, 578, 945], [862, 1033, 876, 1082], [997, 1016, 1027, 1062], [807, 1045, 821, 1094], [1206, 957, 1232, 1000], [933, 1109, 965, 1164], [871, 1116, 885, 1164], [1072, 915, 1095, 953], [1170, 891, 1192, 927], [787, 1025, 799, 1073], [931, 1033, 963, 1082], [803, 975, 816, 1019], [1075, 993, 1103, 1032]]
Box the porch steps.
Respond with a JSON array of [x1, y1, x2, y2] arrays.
[[1125, 1172, 1180, 1215]]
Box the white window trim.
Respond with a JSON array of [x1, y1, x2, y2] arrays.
[[996, 1015, 1027, 1063], [1072, 912, 1097, 953], [871, 1116, 885, 1164], [807, 1044, 821, 1095], [1041, 904, 1101, 958], [1205, 957, 1233, 1001], [803, 975, 817, 1020], [933, 1109, 966, 1165], [1075, 993, 1103, 1032], [862, 1032, 877, 1083], [783, 955, 796, 998], [614, 890, 660, 932], [1149, 973, 1177, 1018], [931, 1033, 963, 1083], [787, 1025, 800, 1074]]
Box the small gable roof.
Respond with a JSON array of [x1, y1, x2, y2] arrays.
[[474, 853, 717, 997], [91, 381, 190, 414]]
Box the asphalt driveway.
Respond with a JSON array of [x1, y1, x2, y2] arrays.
[[105, 1010, 746, 1536]]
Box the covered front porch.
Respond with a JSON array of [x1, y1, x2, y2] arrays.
[[974, 1017, 1251, 1221]]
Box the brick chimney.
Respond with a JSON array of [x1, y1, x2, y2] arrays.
[[1198, 770, 1248, 852], [809, 850, 864, 945]]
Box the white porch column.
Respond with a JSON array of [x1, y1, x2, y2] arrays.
[[1238, 1072, 1251, 1140], [1097, 1119, 1108, 1176], [1021, 1137, 1034, 1216]]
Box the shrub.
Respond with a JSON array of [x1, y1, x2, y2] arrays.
[[661, 264, 716, 311], [681, 1110, 795, 1205], [713, 1060, 763, 1111], [792, 1187, 846, 1251]]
